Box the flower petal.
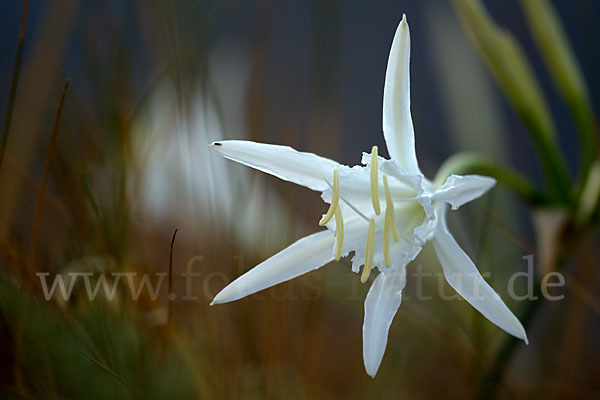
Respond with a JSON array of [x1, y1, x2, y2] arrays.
[[210, 140, 340, 192], [211, 231, 334, 304], [362, 266, 407, 377], [382, 14, 420, 175], [432, 208, 528, 342], [432, 174, 496, 210]]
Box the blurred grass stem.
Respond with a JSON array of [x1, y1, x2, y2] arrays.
[[81, 350, 144, 399], [0, 0, 30, 176], [27, 80, 69, 280]]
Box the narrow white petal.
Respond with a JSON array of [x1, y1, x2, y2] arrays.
[[211, 231, 334, 304], [362, 266, 407, 377], [382, 14, 420, 175], [210, 140, 340, 192], [432, 175, 496, 210], [432, 208, 527, 342]]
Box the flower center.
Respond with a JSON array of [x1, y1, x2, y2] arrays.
[[320, 145, 423, 283]]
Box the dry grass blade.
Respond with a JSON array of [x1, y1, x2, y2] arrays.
[[168, 228, 178, 325], [564, 271, 600, 316], [80, 350, 145, 399], [27, 80, 70, 280], [0, 0, 30, 174], [481, 206, 535, 254]]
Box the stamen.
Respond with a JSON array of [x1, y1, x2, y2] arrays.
[[319, 168, 339, 226], [361, 218, 375, 283], [334, 207, 344, 261], [370, 146, 381, 215], [383, 206, 391, 268], [383, 175, 399, 242]]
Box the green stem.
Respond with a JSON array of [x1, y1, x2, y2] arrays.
[[435, 153, 546, 206]]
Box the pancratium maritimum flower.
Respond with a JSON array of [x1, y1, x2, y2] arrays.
[[209, 14, 527, 377]]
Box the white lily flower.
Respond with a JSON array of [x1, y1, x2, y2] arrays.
[[209, 14, 527, 377]]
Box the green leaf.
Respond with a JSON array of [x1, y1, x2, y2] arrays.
[[520, 0, 597, 182], [452, 0, 571, 203]]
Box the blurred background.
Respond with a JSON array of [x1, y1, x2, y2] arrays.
[[0, 0, 599, 398]]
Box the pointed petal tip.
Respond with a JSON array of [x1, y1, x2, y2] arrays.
[[210, 289, 229, 305], [213, 290, 231, 305], [364, 355, 382, 378], [508, 314, 529, 346], [364, 356, 382, 377], [520, 330, 529, 345], [399, 14, 408, 30], [364, 358, 380, 378], [510, 322, 528, 344]]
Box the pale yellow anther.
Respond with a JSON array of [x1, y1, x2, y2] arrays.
[[319, 168, 339, 226], [370, 146, 381, 216], [334, 207, 344, 261], [361, 218, 376, 283], [383, 175, 399, 242]]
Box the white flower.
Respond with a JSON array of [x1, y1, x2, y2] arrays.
[[209, 14, 527, 377]]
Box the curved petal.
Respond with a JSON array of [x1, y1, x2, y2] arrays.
[[210, 140, 340, 192], [432, 208, 527, 343], [382, 14, 420, 175], [432, 175, 496, 210], [211, 231, 334, 305], [362, 266, 407, 377]]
